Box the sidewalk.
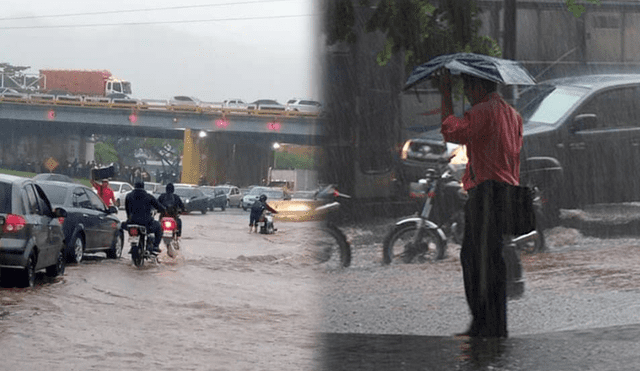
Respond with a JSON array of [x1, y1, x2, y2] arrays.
[[319, 324, 640, 370]]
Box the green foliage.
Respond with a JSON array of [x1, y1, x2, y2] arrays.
[[94, 142, 119, 165], [274, 152, 316, 170], [325, 0, 501, 73], [566, 0, 601, 18]]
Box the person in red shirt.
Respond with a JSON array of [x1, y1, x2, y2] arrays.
[[437, 69, 523, 339], [91, 178, 117, 208]]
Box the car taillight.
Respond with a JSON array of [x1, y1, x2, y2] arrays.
[[3, 214, 26, 233], [128, 227, 139, 236], [161, 217, 176, 231]]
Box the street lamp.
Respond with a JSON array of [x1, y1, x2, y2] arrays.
[[272, 142, 280, 169]]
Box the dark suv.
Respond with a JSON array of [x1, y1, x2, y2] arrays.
[[0, 174, 67, 287], [401, 74, 640, 225]]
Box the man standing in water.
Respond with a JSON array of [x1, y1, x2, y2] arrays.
[[437, 68, 523, 338]]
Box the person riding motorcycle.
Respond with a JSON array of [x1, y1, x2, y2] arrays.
[[124, 181, 166, 253], [158, 183, 185, 238], [249, 194, 278, 233]]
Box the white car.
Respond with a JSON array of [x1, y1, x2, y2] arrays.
[[212, 185, 243, 208], [107, 181, 134, 209], [169, 96, 201, 109], [285, 98, 322, 114], [223, 99, 248, 110], [247, 99, 285, 112]]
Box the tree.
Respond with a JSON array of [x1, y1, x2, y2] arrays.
[[324, 0, 501, 74]]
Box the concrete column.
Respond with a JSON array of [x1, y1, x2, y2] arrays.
[[181, 128, 204, 184]]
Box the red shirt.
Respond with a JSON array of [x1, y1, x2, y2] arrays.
[[441, 92, 523, 191], [92, 180, 116, 207]]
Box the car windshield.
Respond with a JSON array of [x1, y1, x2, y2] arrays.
[[263, 190, 284, 199], [37, 183, 67, 205], [0, 182, 12, 213], [248, 187, 268, 195], [516, 84, 588, 125], [214, 186, 229, 193], [174, 188, 195, 197]]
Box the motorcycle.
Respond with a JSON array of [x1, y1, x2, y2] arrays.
[[383, 156, 462, 264], [259, 211, 276, 234], [126, 224, 159, 267], [160, 216, 180, 258], [310, 185, 352, 268], [383, 155, 547, 264]]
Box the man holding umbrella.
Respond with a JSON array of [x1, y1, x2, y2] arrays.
[[435, 65, 523, 339]]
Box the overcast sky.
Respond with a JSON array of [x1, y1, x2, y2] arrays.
[[0, 0, 320, 104]]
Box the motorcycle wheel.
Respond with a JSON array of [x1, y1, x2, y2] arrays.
[[165, 238, 177, 258], [310, 224, 351, 268], [382, 222, 446, 264], [131, 244, 144, 267]]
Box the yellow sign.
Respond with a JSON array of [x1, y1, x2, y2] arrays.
[[44, 157, 59, 172]]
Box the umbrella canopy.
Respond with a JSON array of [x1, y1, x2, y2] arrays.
[[404, 52, 536, 90]]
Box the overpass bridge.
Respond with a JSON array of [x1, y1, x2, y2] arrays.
[[0, 97, 326, 186]]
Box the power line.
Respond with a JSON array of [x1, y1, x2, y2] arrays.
[[0, 0, 297, 21], [0, 14, 316, 30]]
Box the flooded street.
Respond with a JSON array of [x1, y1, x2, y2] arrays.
[[0, 209, 323, 370]]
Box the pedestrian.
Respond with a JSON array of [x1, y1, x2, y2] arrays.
[[436, 68, 523, 338], [91, 177, 117, 207]]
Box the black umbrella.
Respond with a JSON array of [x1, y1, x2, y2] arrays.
[[404, 52, 536, 90]]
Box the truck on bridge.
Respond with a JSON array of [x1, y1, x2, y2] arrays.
[[0, 68, 132, 98], [39, 69, 132, 98]]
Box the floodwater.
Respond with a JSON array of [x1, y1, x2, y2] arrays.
[[0, 209, 325, 370]]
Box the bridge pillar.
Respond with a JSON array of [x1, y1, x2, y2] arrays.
[[181, 129, 207, 184]]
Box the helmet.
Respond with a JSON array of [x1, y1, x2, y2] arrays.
[[259, 194, 267, 202], [166, 183, 174, 193], [134, 181, 144, 189]]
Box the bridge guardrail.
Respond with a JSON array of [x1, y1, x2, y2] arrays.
[[0, 93, 322, 118]]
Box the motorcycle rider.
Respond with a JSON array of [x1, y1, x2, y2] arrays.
[[124, 180, 166, 253], [158, 183, 185, 239], [249, 194, 278, 233]]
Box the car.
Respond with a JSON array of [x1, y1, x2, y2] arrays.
[[200, 186, 227, 211], [213, 185, 243, 207], [241, 187, 290, 211], [247, 99, 285, 112], [169, 96, 202, 110], [33, 173, 76, 183], [144, 181, 163, 195], [285, 98, 322, 114], [402, 73, 640, 226], [107, 181, 134, 209], [173, 186, 210, 214], [241, 186, 271, 210], [223, 99, 248, 110], [36, 180, 123, 263], [0, 174, 67, 287]]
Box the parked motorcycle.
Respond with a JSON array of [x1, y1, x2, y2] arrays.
[[126, 224, 159, 267], [310, 185, 352, 268], [383, 157, 460, 264], [383, 155, 547, 264], [160, 216, 180, 258]]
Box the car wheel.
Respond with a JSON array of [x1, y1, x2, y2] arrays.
[[106, 232, 124, 259], [46, 249, 66, 277], [226, 199, 231, 208], [20, 251, 37, 288], [242, 205, 247, 211], [201, 208, 207, 215], [70, 234, 85, 263]]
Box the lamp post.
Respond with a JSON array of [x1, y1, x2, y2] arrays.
[[272, 142, 281, 169]]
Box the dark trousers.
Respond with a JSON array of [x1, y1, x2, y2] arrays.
[[461, 180, 508, 338], [147, 220, 163, 248]]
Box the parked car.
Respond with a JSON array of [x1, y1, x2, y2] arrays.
[[247, 99, 285, 112], [200, 186, 227, 211], [169, 96, 201, 109], [213, 185, 243, 207], [36, 180, 123, 263], [107, 181, 134, 209], [223, 99, 248, 110], [144, 181, 163, 195], [0, 174, 67, 287], [285, 98, 322, 114], [402, 74, 640, 226], [173, 186, 210, 214], [33, 173, 76, 183], [241, 187, 290, 211], [241, 186, 271, 210]]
